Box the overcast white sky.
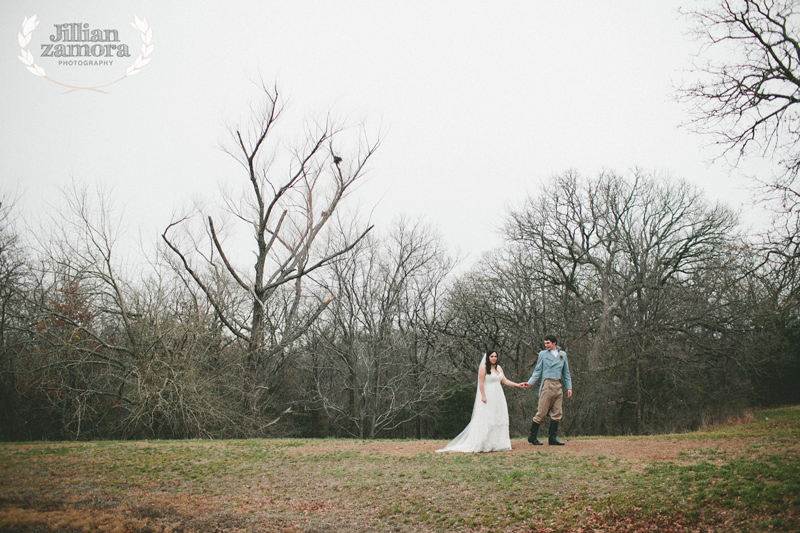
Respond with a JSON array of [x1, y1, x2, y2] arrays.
[[1, 1, 769, 269]]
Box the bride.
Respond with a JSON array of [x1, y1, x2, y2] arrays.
[[437, 350, 530, 453]]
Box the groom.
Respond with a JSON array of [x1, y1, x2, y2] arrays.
[[527, 335, 573, 446]]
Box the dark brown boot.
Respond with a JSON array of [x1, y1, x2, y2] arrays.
[[548, 421, 565, 445], [528, 421, 543, 445]]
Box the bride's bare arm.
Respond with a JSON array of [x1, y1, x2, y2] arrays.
[[499, 366, 531, 388]]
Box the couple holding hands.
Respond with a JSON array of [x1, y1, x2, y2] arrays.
[[437, 335, 573, 453]]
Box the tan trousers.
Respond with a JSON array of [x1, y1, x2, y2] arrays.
[[533, 378, 563, 423]]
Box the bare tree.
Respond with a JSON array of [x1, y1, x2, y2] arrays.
[[679, 0, 800, 259], [21, 185, 137, 439], [305, 218, 455, 438], [505, 170, 746, 434], [679, 0, 800, 183], [163, 86, 380, 415]]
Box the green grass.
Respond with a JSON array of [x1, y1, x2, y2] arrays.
[[0, 406, 798, 532]]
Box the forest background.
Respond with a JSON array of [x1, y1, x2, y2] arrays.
[[2, 1, 800, 442]]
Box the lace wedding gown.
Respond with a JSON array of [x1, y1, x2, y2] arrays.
[[436, 365, 511, 453]]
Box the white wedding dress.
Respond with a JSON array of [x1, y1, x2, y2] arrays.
[[436, 358, 512, 453]]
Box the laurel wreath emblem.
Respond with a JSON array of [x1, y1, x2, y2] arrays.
[[17, 15, 45, 77], [17, 15, 154, 93], [127, 16, 154, 77]]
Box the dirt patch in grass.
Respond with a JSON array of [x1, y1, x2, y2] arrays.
[[0, 494, 304, 533], [286, 435, 759, 463], [0, 498, 154, 533], [10, 442, 96, 451]]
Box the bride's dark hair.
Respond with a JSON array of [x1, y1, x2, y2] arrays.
[[485, 350, 498, 375]]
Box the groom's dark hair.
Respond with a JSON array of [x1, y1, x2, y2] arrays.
[[543, 334, 558, 345]]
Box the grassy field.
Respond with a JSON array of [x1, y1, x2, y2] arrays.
[[0, 406, 798, 532]]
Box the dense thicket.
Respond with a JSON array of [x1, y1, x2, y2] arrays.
[[1, 167, 798, 441]]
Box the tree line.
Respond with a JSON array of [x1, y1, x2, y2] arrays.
[[1, 162, 797, 441], [2, 0, 800, 441]]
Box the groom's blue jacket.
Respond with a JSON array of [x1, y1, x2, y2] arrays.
[[527, 349, 572, 395]]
